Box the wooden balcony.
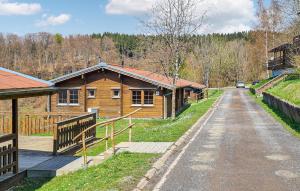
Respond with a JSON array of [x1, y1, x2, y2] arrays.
[[268, 57, 284, 70], [267, 56, 294, 70]]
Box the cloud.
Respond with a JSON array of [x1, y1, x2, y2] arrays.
[[105, 0, 256, 33], [36, 14, 71, 27], [105, 0, 153, 15], [197, 0, 256, 33], [0, 0, 41, 15]]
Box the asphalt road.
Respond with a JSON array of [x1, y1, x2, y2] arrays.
[[155, 89, 300, 191]]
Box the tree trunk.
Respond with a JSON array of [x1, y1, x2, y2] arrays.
[[171, 88, 176, 119]]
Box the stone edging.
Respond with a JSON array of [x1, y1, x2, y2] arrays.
[[133, 93, 224, 191], [263, 92, 300, 123]]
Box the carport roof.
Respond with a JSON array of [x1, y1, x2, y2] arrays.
[[0, 67, 56, 99]]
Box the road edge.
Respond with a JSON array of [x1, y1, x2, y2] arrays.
[[133, 92, 225, 191]]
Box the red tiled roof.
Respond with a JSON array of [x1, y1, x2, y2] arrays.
[[112, 65, 206, 89], [51, 63, 206, 90], [0, 68, 51, 91]]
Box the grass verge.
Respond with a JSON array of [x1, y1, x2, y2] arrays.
[[266, 78, 300, 106], [14, 152, 159, 191], [248, 92, 300, 138], [86, 89, 223, 156]]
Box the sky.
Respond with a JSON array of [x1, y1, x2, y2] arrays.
[[0, 0, 271, 35]]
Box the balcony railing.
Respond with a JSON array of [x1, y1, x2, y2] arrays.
[[268, 57, 284, 70]]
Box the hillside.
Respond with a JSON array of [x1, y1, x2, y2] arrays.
[[267, 75, 300, 106]]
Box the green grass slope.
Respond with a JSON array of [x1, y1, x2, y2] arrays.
[[267, 77, 300, 106]]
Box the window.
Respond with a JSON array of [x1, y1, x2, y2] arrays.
[[144, 90, 154, 105], [112, 89, 120, 98], [58, 90, 68, 105], [69, 89, 79, 105], [132, 90, 142, 105], [88, 89, 96, 98]]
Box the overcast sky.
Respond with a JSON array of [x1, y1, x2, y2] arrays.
[[0, 0, 271, 35]]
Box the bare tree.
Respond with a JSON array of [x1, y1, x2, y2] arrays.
[[257, 0, 271, 78], [144, 0, 205, 119]]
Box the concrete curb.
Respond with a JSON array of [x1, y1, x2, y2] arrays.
[[133, 94, 224, 191]]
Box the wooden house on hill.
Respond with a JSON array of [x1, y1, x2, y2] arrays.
[[268, 35, 300, 77], [268, 43, 294, 77], [49, 63, 205, 119]]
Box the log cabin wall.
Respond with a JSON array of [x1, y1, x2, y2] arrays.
[[121, 75, 164, 118], [50, 69, 166, 118], [86, 70, 121, 118], [50, 76, 85, 113]]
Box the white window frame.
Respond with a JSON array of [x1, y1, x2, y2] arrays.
[[58, 90, 68, 106], [87, 88, 96, 99], [144, 90, 154, 106], [69, 89, 79, 106], [112, 89, 121, 99], [57, 89, 80, 106]]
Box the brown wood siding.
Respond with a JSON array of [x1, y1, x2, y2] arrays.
[[51, 69, 165, 118], [122, 76, 164, 118], [51, 76, 85, 113], [86, 70, 121, 118]]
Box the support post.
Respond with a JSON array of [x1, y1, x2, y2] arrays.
[[129, 115, 132, 142], [105, 124, 108, 151], [111, 122, 115, 155], [12, 99, 18, 174], [82, 132, 87, 168], [53, 124, 58, 155], [47, 94, 51, 112]]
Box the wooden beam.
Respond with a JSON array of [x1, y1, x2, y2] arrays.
[[120, 75, 124, 116], [83, 75, 87, 112], [47, 94, 52, 112], [11, 99, 18, 174]]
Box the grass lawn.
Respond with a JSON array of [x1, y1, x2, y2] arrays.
[[267, 78, 300, 106], [251, 77, 274, 89], [14, 152, 159, 191], [85, 89, 223, 156], [248, 92, 300, 138]]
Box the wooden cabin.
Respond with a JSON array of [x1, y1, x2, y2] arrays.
[[268, 43, 294, 77], [49, 63, 205, 119]]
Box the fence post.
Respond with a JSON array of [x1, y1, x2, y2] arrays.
[[82, 132, 87, 168], [111, 121, 115, 155], [53, 123, 58, 155], [26, 115, 30, 136], [92, 113, 96, 138], [105, 124, 108, 151], [129, 115, 132, 142]]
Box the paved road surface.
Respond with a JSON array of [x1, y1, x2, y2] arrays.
[[155, 89, 300, 191]]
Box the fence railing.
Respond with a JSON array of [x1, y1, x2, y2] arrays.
[[0, 112, 87, 136], [73, 108, 142, 166], [0, 134, 17, 175], [53, 113, 97, 155]]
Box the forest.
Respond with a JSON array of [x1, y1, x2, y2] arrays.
[[0, 0, 299, 111], [0, 31, 277, 87]]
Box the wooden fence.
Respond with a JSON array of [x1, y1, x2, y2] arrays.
[[53, 113, 97, 155], [0, 134, 17, 175], [0, 112, 87, 136], [73, 108, 142, 166]]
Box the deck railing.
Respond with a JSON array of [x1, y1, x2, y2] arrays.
[[73, 108, 142, 166], [53, 113, 97, 155], [0, 134, 17, 175], [0, 112, 87, 136]]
